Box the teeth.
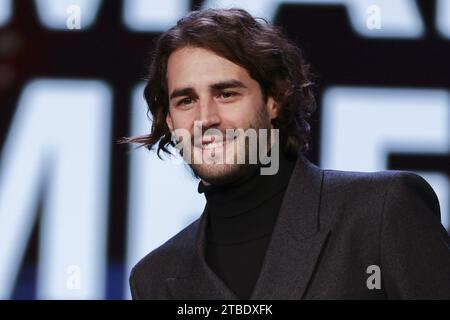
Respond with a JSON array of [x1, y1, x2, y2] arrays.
[[202, 141, 224, 149], [202, 138, 234, 150]]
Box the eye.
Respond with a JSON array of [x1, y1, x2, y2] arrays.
[[218, 91, 238, 99], [177, 97, 195, 106]]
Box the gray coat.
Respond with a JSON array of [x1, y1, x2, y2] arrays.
[[130, 155, 450, 299]]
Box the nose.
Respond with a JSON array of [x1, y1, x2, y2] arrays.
[[196, 97, 221, 131]]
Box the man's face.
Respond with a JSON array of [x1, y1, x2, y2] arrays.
[[166, 46, 278, 185]]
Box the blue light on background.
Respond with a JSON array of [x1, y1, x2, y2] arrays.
[[34, 0, 102, 30], [202, 0, 425, 38], [437, 0, 450, 38], [122, 0, 189, 32], [0, 80, 112, 299]]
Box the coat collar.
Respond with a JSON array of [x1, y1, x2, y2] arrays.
[[166, 154, 330, 299]]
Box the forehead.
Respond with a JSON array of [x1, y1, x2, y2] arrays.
[[166, 46, 251, 90]]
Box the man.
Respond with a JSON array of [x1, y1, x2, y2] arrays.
[[125, 8, 450, 299]]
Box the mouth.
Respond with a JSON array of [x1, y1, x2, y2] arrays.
[[199, 136, 237, 150]]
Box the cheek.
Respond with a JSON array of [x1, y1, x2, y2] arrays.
[[169, 110, 196, 130], [224, 98, 264, 127]]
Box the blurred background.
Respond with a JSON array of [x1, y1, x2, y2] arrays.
[[0, 0, 449, 300]]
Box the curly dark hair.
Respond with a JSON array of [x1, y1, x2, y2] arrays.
[[123, 8, 316, 159]]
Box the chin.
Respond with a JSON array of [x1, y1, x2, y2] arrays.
[[190, 163, 248, 186]]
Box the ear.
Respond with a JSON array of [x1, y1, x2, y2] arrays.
[[266, 96, 278, 121], [166, 112, 174, 131]]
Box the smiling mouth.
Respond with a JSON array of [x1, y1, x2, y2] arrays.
[[200, 137, 237, 150]]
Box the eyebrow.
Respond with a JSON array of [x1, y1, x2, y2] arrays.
[[169, 79, 248, 101]]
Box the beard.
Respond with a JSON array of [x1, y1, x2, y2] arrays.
[[184, 104, 273, 186]]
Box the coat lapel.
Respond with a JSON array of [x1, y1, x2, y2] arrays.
[[167, 155, 329, 300], [166, 202, 239, 299], [250, 154, 330, 299]]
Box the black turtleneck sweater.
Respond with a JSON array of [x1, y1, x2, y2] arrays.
[[197, 151, 297, 300]]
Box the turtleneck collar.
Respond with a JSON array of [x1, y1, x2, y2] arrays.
[[197, 150, 297, 244]]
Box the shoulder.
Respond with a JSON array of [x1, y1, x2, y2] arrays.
[[323, 166, 426, 187], [322, 167, 436, 206], [129, 217, 201, 299], [319, 168, 450, 298], [320, 168, 440, 230]]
